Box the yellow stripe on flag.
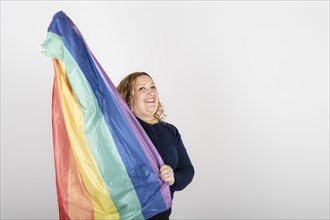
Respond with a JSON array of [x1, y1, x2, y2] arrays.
[[53, 59, 119, 219]]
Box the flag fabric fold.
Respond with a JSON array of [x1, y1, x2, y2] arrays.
[[41, 11, 171, 220]]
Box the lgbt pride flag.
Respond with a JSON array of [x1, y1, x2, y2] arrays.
[[41, 11, 171, 219]]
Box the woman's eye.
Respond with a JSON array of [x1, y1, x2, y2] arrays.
[[151, 86, 157, 90], [138, 87, 145, 91]]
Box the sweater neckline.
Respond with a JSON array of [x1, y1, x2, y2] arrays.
[[136, 116, 160, 126]]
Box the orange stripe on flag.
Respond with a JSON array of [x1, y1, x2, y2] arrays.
[[52, 59, 94, 219]]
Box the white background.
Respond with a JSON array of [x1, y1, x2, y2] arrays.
[[1, 1, 329, 219]]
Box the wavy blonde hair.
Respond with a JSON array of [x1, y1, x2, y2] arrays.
[[117, 72, 165, 121]]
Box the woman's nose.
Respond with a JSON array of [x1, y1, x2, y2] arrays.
[[146, 89, 156, 95]]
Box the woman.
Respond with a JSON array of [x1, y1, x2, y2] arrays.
[[117, 72, 195, 220]]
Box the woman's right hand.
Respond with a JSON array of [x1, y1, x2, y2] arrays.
[[160, 164, 175, 186]]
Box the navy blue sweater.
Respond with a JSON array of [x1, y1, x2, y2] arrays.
[[136, 117, 194, 198]]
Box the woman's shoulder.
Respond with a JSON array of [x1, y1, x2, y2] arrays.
[[159, 121, 179, 134]]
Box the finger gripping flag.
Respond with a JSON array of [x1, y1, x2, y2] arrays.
[[41, 11, 171, 220]]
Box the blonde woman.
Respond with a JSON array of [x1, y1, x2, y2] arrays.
[[117, 72, 194, 220]]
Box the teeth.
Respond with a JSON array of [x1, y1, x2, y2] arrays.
[[146, 99, 154, 103]]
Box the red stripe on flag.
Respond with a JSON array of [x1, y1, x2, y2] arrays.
[[52, 59, 94, 219]]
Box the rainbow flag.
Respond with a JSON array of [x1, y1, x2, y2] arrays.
[[41, 11, 171, 219]]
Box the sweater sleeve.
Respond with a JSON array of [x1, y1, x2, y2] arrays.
[[170, 126, 195, 192]]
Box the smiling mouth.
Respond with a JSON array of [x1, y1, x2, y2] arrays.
[[145, 98, 155, 103]]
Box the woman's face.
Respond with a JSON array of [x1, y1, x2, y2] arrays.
[[132, 75, 159, 121]]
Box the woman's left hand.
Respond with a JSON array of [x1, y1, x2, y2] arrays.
[[160, 164, 175, 186]]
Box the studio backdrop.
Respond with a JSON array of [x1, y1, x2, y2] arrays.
[[1, 1, 329, 219]]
